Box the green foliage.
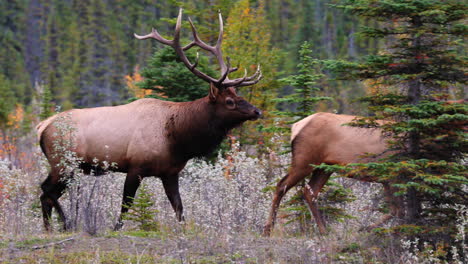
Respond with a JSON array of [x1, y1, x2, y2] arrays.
[[0, 0, 378, 113], [0, 74, 15, 126], [323, 0, 467, 256], [276, 42, 332, 123], [282, 176, 357, 230], [39, 84, 54, 120], [122, 183, 159, 232], [0, 0, 29, 104], [137, 47, 216, 102], [271, 42, 354, 228], [223, 0, 281, 150]]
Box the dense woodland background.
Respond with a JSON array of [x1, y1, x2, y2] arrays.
[[0, 0, 466, 263], [1, 0, 379, 112]]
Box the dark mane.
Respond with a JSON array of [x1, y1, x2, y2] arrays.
[[166, 97, 238, 161]]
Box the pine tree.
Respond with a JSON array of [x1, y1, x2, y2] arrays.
[[0, 74, 16, 127], [122, 183, 159, 231], [276, 42, 331, 122], [273, 42, 354, 229], [0, 0, 29, 104], [39, 83, 53, 120], [324, 0, 467, 255], [137, 46, 216, 102]]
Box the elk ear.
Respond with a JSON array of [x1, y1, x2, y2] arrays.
[[209, 82, 219, 102]]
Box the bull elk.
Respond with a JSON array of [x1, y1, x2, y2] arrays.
[[263, 112, 404, 236], [37, 9, 262, 231]]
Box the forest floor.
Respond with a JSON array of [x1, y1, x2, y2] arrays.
[[0, 226, 343, 263]]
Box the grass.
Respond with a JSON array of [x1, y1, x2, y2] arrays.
[[1, 150, 465, 263], [10, 250, 166, 264], [0, 240, 7, 249], [14, 235, 70, 249], [1, 226, 330, 263], [107, 230, 162, 239]]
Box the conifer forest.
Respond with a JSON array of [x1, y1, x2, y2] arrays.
[[0, 0, 466, 263]]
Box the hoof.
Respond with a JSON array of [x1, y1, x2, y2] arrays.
[[114, 221, 123, 231], [262, 225, 272, 237]]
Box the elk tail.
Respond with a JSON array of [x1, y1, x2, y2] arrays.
[[35, 115, 57, 142], [291, 115, 316, 143]]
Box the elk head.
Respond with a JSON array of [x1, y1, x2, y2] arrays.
[[135, 8, 263, 124]]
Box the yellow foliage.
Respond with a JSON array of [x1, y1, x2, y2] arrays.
[[242, 7, 250, 16], [6, 105, 24, 129], [363, 78, 390, 95], [125, 66, 152, 99]]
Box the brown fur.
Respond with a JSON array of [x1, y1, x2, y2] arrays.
[[263, 112, 403, 236], [38, 86, 261, 231]]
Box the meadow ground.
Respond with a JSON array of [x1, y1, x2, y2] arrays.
[[1, 143, 465, 263]]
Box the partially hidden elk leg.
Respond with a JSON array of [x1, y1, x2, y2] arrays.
[[366, 183, 405, 230], [114, 170, 142, 231], [302, 169, 332, 234], [263, 165, 312, 236], [40, 171, 68, 231], [162, 176, 184, 222]]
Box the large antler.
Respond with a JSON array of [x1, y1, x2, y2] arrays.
[[135, 9, 262, 89]]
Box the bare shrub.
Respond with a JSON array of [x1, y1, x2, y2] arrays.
[[0, 158, 43, 238], [60, 172, 124, 234], [7, 130, 466, 263], [142, 144, 277, 233]]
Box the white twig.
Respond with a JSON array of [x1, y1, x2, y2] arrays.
[[31, 237, 75, 250]]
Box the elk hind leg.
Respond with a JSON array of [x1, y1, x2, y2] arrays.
[[40, 172, 67, 231], [303, 169, 332, 234], [366, 183, 404, 230], [263, 169, 309, 236]]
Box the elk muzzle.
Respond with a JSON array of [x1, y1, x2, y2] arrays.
[[250, 107, 262, 120]]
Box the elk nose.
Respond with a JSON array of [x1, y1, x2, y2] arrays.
[[254, 108, 262, 117]]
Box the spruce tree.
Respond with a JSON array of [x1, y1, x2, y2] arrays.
[[39, 84, 53, 120], [276, 42, 331, 122], [0, 74, 16, 127], [122, 183, 159, 232], [137, 46, 216, 102], [324, 0, 467, 255], [274, 42, 354, 229]]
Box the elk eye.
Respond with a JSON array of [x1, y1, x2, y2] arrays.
[[226, 98, 235, 107]]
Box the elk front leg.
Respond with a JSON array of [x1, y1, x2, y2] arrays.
[[114, 171, 142, 230], [162, 175, 184, 221]]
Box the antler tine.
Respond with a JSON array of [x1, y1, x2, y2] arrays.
[[243, 64, 262, 82], [217, 57, 231, 85], [185, 17, 215, 52], [215, 11, 228, 76], [134, 28, 173, 45], [215, 11, 223, 51], [187, 12, 228, 76], [184, 11, 231, 88], [223, 64, 262, 87], [236, 71, 263, 87], [136, 8, 262, 89], [190, 52, 199, 70], [173, 8, 183, 44], [170, 9, 219, 84], [226, 68, 248, 87], [185, 14, 231, 87]]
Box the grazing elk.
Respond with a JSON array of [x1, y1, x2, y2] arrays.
[[263, 112, 404, 236], [37, 9, 262, 231]]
